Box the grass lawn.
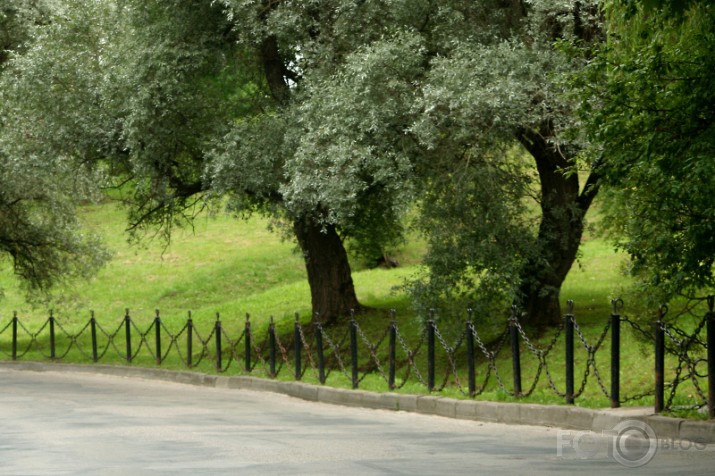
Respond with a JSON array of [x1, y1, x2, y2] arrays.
[[0, 201, 709, 419]]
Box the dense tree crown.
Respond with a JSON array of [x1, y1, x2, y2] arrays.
[[248, 0, 604, 324], [0, 0, 109, 297], [3, 0, 712, 325], [1, 0, 603, 325], [577, 0, 715, 304]]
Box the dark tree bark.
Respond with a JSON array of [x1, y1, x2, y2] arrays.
[[517, 124, 599, 327], [293, 218, 362, 325], [258, 31, 362, 324]]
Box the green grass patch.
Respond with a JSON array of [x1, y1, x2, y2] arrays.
[[0, 202, 708, 418]]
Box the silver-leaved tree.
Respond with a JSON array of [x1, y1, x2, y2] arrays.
[[6, 0, 606, 328], [0, 0, 109, 298]]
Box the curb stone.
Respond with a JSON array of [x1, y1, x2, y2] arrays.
[[2, 361, 713, 444]]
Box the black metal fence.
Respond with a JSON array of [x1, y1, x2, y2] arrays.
[[1, 298, 713, 418]]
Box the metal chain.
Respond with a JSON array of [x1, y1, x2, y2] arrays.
[[469, 321, 495, 360], [488, 326, 512, 395], [3, 303, 711, 408], [544, 359, 567, 397], [395, 322, 428, 387], [130, 320, 154, 361], [47, 319, 78, 360], [466, 322, 499, 396], [296, 322, 320, 381], [433, 323, 466, 394], [622, 316, 654, 341], [513, 318, 543, 358], [94, 319, 126, 361], [228, 327, 247, 372], [249, 329, 269, 374], [272, 327, 291, 368], [317, 324, 352, 382], [354, 321, 390, 384], [91, 320, 115, 361], [660, 318, 709, 411], [12, 318, 41, 359], [56, 318, 95, 361], [589, 355, 612, 398], [189, 324, 210, 368]]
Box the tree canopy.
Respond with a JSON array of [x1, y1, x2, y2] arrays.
[[0, 0, 109, 297], [1, 0, 607, 326], [577, 0, 715, 304], [7, 0, 713, 326], [262, 0, 604, 324]]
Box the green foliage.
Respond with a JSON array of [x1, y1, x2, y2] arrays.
[[0, 0, 54, 69], [226, 0, 604, 325], [0, 0, 110, 299], [402, 1, 601, 322], [578, 1, 715, 304], [408, 147, 535, 320], [2, 0, 605, 325]]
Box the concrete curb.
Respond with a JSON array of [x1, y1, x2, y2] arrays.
[[3, 361, 713, 444]]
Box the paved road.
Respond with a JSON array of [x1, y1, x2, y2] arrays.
[[0, 368, 712, 475]]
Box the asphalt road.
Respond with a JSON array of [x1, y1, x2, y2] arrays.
[[0, 368, 712, 475]]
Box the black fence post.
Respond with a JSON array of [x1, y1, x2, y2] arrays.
[[707, 296, 714, 419], [565, 301, 575, 405], [12, 311, 17, 361], [350, 313, 359, 389], [49, 310, 56, 360], [215, 313, 222, 372], [294, 313, 302, 381], [269, 316, 276, 377], [427, 310, 436, 392], [90, 311, 98, 363], [155, 310, 162, 366], [315, 314, 326, 385], [125, 309, 132, 364], [186, 312, 193, 368], [466, 309, 476, 397], [388, 310, 397, 390], [654, 306, 666, 413], [510, 305, 522, 397], [610, 299, 622, 408], [245, 314, 251, 372]]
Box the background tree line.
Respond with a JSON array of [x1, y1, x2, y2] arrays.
[[0, 0, 712, 328]]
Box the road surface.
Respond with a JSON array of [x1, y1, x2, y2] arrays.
[[0, 368, 712, 475]]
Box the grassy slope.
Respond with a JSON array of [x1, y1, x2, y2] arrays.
[[0, 202, 426, 331], [0, 201, 706, 416]]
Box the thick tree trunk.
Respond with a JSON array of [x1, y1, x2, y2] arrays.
[[257, 33, 361, 324], [293, 218, 362, 325], [517, 124, 599, 328]]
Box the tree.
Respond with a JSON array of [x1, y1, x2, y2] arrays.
[[273, 0, 604, 326], [0, 0, 108, 298], [577, 1, 715, 304], [0, 0, 53, 68], [6, 0, 605, 328], [120, 0, 375, 322], [3, 0, 372, 323]]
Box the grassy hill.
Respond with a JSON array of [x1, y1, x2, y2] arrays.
[[0, 201, 628, 322], [1, 201, 708, 418]]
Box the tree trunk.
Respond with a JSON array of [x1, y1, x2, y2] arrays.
[[517, 124, 599, 328], [293, 217, 362, 325]]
